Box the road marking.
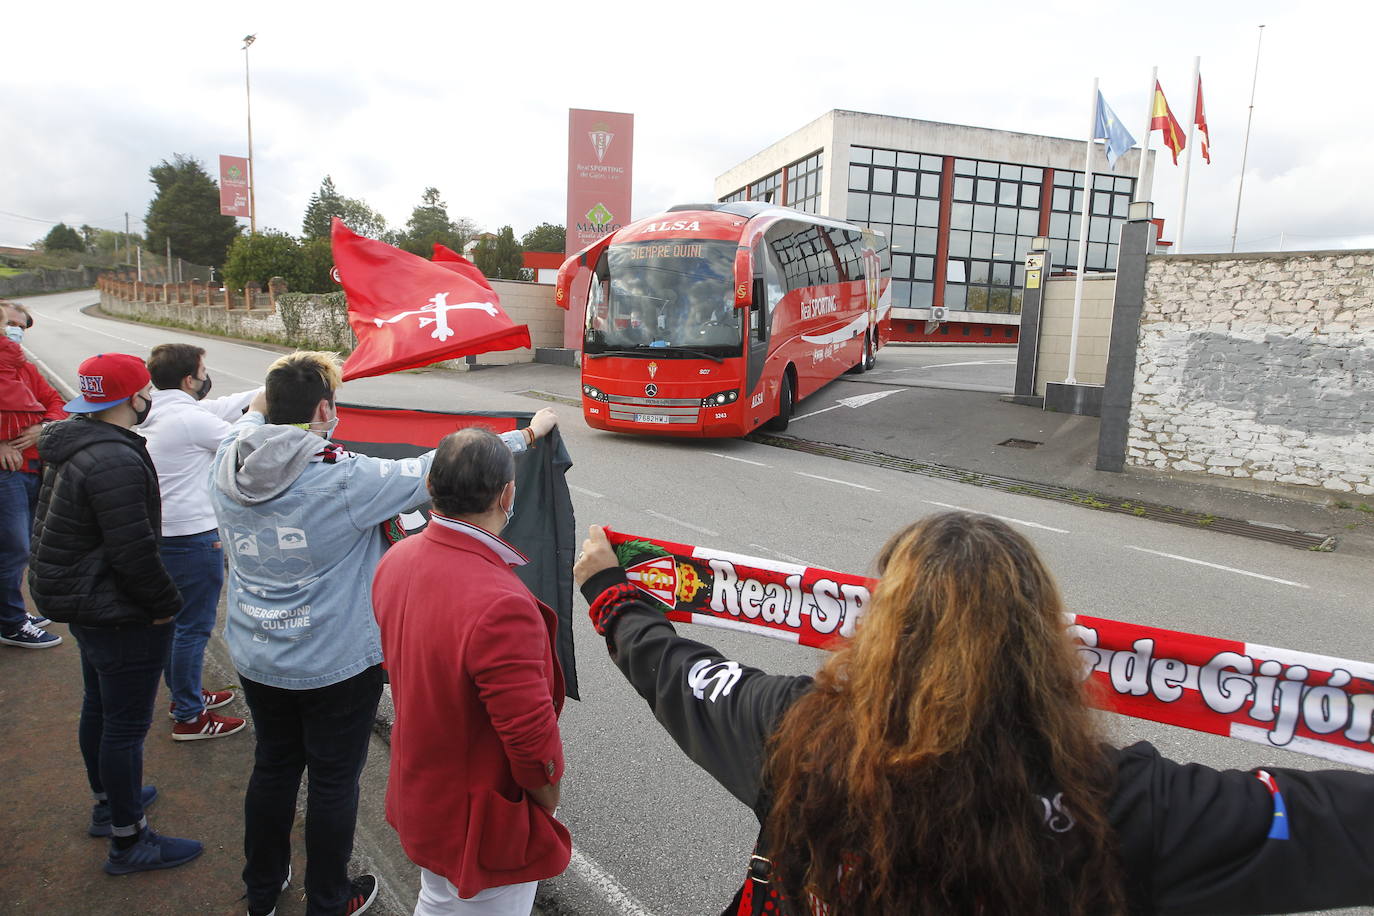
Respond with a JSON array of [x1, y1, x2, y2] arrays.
[[568, 847, 658, 916], [22, 348, 76, 399], [792, 388, 900, 422], [885, 359, 1016, 372], [1124, 546, 1309, 589], [708, 452, 770, 467], [750, 543, 810, 565], [795, 472, 879, 492], [571, 485, 605, 499], [643, 510, 719, 537], [923, 501, 1070, 534]]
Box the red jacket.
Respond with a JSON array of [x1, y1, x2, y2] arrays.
[[372, 519, 570, 897], [0, 339, 66, 473]]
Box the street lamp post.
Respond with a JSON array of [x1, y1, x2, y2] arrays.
[[242, 33, 257, 235]]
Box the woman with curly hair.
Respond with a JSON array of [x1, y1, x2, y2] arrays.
[[575, 511, 1374, 915]]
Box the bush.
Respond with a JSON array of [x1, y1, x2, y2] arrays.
[[223, 231, 301, 291], [291, 237, 337, 293]]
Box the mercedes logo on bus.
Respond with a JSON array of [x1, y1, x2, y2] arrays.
[[645, 384, 658, 397]]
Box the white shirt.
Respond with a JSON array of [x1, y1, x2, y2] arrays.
[[426, 513, 528, 567], [140, 386, 260, 536]]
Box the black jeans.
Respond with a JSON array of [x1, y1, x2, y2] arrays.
[[241, 665, 384, 916], [70, 622, 174, 834]]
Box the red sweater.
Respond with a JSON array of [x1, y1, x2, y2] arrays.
[[372, 520, 570, 897]]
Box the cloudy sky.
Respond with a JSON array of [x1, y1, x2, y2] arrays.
[[5, 0, 1370, 256]]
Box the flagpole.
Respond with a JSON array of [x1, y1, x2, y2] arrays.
[[1065, 77, 1098, 387], [1173, 58, 1202, 253], [1231, 25, 1265, 253], [1135, 66, 1156, 202]]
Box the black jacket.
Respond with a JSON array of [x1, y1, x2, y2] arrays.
[[30, 417, 181, 626], [583, 569, 1374, 916]]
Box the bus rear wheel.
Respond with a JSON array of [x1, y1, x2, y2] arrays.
[[864, 332, 877, 371], [764, 375, 793, 432]]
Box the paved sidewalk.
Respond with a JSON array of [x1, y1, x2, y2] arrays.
[[0, 605, 419, 916]]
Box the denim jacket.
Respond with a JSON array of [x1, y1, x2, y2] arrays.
[[211, 411, 524, 689]]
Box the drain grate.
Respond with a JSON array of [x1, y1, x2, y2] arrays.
[[747, 433, 1334, 551], [998, 438, 1043, 449]]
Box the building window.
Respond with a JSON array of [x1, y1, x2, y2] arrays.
[[1046, 170, 1133, 272], [944, 158, 1042, 314], [721, 188, 746, 203], [749, 170, 782, 204], [849, 145, 941, 309], [786, 151, 823, 213]]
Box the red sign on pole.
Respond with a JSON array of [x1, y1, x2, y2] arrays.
[[564, 109, 633, 347], [219, 155, 251, 218]]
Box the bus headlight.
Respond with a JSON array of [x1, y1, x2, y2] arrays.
[[701, 389, 739, 408], [583, 385, 609, 402]]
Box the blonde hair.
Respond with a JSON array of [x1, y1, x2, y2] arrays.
[[264, 351, 343, 423]]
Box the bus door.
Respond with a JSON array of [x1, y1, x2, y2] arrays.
[[744, 238, 783, 399]]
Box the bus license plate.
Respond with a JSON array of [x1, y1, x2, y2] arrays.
[[635, 413, 670, 424]]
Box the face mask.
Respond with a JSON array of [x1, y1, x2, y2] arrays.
[[4, 326, 23, 344], [132, 395, 152, 425], [195, 374, 212, 400], [503, 488, 516, 524], [298, 410, 339, 437]]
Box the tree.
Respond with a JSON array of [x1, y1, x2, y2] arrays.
[[221, 231, 301, 291], [521, 222, 565, 253], [473, 226, 525, 280], [144, 154, 241, 267], [302, 175, 390, 241], [398, 187, 475, 256], [291, 237, 337, 293], [42, 223, 85, 253]]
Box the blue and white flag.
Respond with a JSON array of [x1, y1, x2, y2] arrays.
[[1093, 91, 1137, 169]]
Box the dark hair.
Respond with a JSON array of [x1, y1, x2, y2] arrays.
[[427, 428, 514, 518], [763, 512, 1122, 914], [147, 343, 205, 390], [264, 351, 339, 424]]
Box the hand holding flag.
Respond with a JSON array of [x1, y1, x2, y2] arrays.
[[331, 219, 532, 381], [1093, 91, 1137, 169]]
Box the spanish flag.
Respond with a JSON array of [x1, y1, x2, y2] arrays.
[[1150, 81, 1187, 165], [1195, 75, 1212, 164]]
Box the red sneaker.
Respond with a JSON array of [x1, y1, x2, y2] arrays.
[[172, 709, 247, 741], [168, 689, 236, 720]]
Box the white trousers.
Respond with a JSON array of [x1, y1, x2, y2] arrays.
[[414, 867, 538, 916]]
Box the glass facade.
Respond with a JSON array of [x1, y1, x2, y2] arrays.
[[844, 145, 1134, 314], [721, 150, 824, 211]]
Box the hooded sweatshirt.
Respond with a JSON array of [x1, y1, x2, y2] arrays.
[[211, 411, 527, 690]]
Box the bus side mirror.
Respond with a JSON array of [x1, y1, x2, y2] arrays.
[[733, 247, 754, 308]]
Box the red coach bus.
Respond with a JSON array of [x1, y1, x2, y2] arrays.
[[555, 202, 891, 437]]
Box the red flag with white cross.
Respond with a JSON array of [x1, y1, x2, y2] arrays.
[[332, 220, 531, 381]]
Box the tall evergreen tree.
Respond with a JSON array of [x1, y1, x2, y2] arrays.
[[399, 187, 474, 256], [300, 175, 343, 239], [520, 222, 566, 253], [144, 154, 241, 267], [42, 223, 86, 253], [473, 226, 525, 280]]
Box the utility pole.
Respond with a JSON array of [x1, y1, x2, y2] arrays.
[[243, 34, 257, 235], [124, 212, 129, 262]]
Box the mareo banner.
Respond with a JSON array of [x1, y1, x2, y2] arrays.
[[564, 108, 633, 347], [219, 155, 250, 218], [604, 529, 1374, 771]]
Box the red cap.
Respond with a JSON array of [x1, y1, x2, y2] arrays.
[[65, 353, 151, 413]]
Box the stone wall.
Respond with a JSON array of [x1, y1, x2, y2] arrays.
[[0, 266, 105, 297], [1127, 250, 1374, 497]]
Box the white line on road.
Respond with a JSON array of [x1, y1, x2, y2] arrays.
[[23, 349, 75, 399], [884, 359, 1016, 372], [570, 485, 605, 499], [643, 510, 720, 537], [790, 403, 845, 422], [923, 501, 1070, 534], [1124, 545, 1309, 589], [750, 543, 810, 565], [568, 847, 658, 916], [795, 472, 879, 492], [708, 452, 771, 467]]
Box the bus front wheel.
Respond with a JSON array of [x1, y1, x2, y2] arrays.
[[764, 375, 793, 432]]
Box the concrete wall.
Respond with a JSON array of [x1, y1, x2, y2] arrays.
[[0, 267, 104, 297], [465, 281, 562, 367], [1127, 250, 1374, 496], [1034, 275, 1117, 393]]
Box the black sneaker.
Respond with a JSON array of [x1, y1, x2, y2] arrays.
[[89, 785, 158, 837], [0, 620, 61, 648], [246, 865, 292, 916], [345, 874, 378, 915], [103, 827, 202, 875]]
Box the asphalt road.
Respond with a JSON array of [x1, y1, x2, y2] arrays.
[[19, 292, 1373, 916]]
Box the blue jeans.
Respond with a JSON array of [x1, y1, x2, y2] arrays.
[[241, 665, 383, 916], [0, 469, 39, 632], [160, 530, 225, 721], [71, 622, 174, 835]]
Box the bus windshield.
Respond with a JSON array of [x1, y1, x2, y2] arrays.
[[584, 239, 743, 357]]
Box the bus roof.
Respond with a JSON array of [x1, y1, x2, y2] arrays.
[[613, 202, 875, 246]]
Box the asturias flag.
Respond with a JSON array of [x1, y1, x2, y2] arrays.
[[1195, 74, 1212, 164], [1093, 91, 1137, 169], [1150, 81, 1187, 165], [331, 219, 532, 382]]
